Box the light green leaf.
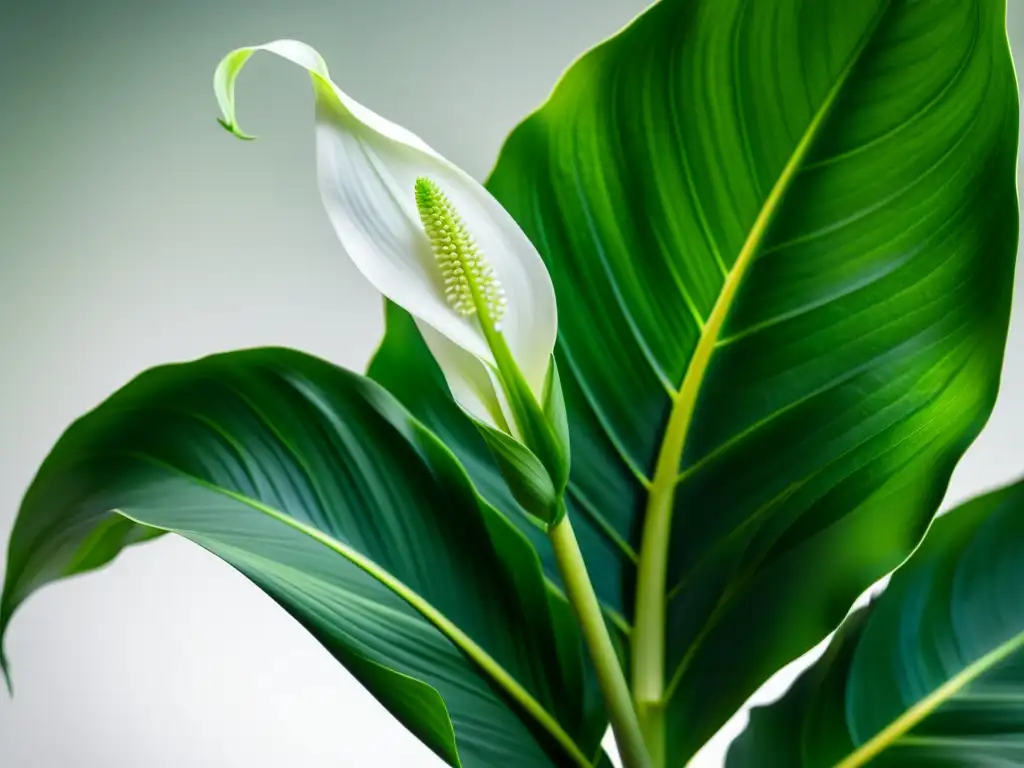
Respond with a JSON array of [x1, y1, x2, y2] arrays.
[[480, 0, 1019, 761], [0, 348, 609, 767], [728, 477, 1024, 767]]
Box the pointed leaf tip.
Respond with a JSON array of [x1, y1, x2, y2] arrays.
[[1, 648, 12, 697], [217, 117, 256, 141]]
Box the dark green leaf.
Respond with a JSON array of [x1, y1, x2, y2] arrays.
[[728, 478, 1024, 767], [481, 0, 1019, 761], [0, 348, 609, 767]]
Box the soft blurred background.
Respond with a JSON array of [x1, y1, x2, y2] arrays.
[[0, 1, 1021, 765]]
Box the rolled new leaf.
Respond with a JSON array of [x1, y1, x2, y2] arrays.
[[728, 478, 1024, 767], [477, 425, 560, 524]]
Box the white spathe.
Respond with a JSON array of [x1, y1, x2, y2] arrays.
[[214, 40, 557, 430]]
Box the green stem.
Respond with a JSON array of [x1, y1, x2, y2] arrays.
[[549, 510, 652, 768]]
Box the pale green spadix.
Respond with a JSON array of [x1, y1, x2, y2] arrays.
[[212, 39, 557, 436], [413, 176, 570, 515], [415, 177, 508, 328]]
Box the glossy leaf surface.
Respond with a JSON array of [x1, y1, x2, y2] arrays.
[[0, 349, 608, 768], [479, 0, 1020, 760], [728, 478, 1024, 767]]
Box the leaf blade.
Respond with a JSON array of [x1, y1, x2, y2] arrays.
[[482, 0, 1018, 760], [0, 348, 606, 767], [728, 478, 1024, 767]]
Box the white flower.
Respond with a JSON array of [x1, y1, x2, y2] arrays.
[[214, 40, 557, 434]]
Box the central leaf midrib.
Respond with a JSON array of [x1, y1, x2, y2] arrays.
[[122, 453, 596, 768], [631, 0, 895, 714]]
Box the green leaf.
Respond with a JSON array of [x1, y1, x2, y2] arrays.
[[0, 348, 609, 768], [728, 477, 1024, 767], [480, 0, 1019, 761]]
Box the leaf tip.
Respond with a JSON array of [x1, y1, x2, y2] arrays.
[[0, 646, 12, 698], [217, 117, 256, 141]]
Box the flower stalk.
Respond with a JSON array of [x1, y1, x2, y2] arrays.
[[550, 510, 653, 768]]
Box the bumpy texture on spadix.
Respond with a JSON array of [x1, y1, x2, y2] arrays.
[[415, 177, 508, 327]]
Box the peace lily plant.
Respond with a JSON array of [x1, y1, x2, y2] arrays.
[[1, 1, 1022, 767]]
